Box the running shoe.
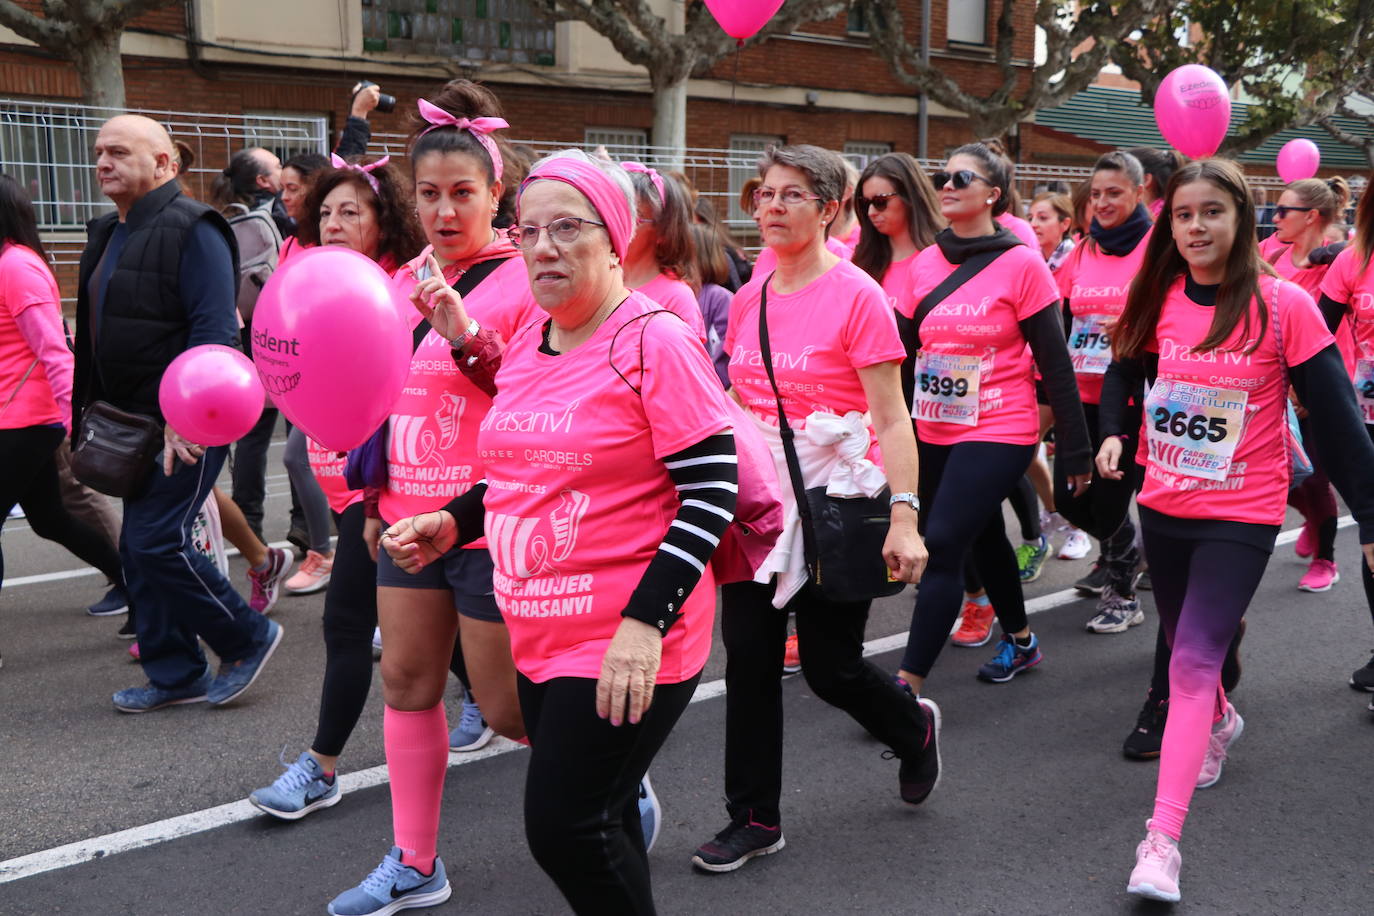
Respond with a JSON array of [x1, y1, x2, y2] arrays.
[[284, 549, 333, 595], [781, 632, 801, 675], [372, 627, 383, 659], [207, 619, 283, 706], [1126, 820, 1182, 903], [87, 585, 129, 617], [247, 547, 293, 614], [117, 616, 137, 639], [1196, 703, 1244, 789], [1298, 558, 1339, 593], [1085, 585, 1144, 634], [449, 696, 494, 752], [691, 811, 785, 873], [286, 525, 310, 561], [1123, 694, 1168, 760], [951, 600, 996, 647], [6, 504, 23, 519], [976, 633, 1042, 683], [328, 847, 451, 916], [112, 666, 211, 713], [1351, 652, 1374, 692], [638, 773, 661, 853], [1074, 559, 1110, 595], [1134, 568, 1153, 591], [1057, 528, 1091, 560], [897, 696, 941, 805], [1015, 534, 1050, 583], [1294, 522, 1315, 559], [249, 749, 341, 820]]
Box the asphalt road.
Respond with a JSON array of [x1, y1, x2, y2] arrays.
[[2, 440, 1372, 915]]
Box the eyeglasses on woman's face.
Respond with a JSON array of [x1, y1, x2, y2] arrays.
[[752, 186, 823, 207], [507, 216, 606, 249], [858, 191, 901, 212], [1273, 205, 1317, 220], [930, 169, 991, 192]]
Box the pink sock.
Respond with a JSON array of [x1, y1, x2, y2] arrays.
[[1152, 675, 1225, 841], [384, 703, 449, 873]]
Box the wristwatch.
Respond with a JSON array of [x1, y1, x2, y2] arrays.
[[889, 492, 920, 512], [447, 318, 481, 352]]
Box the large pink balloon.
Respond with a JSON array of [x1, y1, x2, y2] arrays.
[[703, 0, 785, 40], [1276, 138, 1321, 184], [250, 246, 412, 451], [159, 344, 264, 447], [1154, 65, 1231, 159]]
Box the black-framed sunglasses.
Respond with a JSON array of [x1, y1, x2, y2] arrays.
[[858, 192, 901, 212], [1273, 205, 1317, 219], [930, 169, 991, 191], [507, 216, 606, 249]]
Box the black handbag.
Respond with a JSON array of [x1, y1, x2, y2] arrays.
[[757, 275, 904, 602], [70, 400, 165, 497]]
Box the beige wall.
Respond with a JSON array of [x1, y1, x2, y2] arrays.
[[198, 0, 356, 54]]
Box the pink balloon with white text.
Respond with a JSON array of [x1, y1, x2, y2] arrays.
[[1153, 65, 1231, 160]]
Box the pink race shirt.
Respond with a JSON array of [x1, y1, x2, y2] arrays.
[[0, 243, 65, 429], [904, 243, 1060, 446], [1319, 245, 1374, 380], [1258, 234, 1288, 262], [1268, 244, 1351, 373], [479, 291, 733, 683], [1136, 275, 1333, 526], [726, 259, 905, 461], [1056, 233, 1150, 404], [880, 252, 917, 313], [635, 272, 707, 344], [308, 437, 363, 514], [379, 251, 541, 535], [753, 235, 853, 276], [997, 212, 1037, 248]]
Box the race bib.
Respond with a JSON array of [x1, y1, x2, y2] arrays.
[[1355, 358, 1374, 424], [1143, 379, 1250, 482], [1068, 314, 1112, 375], [912, 351, 981, 426]]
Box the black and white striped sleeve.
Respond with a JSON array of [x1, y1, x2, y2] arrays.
[[622, 432, 738, 636]]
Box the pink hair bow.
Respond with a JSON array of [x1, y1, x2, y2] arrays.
[[621, 161, 665, 204], [330, 153, 390, 196], [416, 98, 509, 180]]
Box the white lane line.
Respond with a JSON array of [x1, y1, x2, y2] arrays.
[[0, 516, 1353, 883], [3, 541, 297, 588]]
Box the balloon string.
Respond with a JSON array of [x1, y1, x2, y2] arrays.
[[731, 39, 741, 108]]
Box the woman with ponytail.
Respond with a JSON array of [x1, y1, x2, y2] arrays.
[[619, 161, 708, 343]]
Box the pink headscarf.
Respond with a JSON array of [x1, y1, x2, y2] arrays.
[[415, 98, 509, 181], [329, 153, 389, 196], [621, 161, 665, 204], [521, 157, 633, 261]]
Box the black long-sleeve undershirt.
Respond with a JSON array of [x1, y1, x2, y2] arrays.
[[1021, 303, 1093, 475]]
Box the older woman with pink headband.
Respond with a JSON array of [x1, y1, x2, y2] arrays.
[[383, 149, 739, 914]]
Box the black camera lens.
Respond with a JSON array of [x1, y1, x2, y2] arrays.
[[376, 92, 396, 114]]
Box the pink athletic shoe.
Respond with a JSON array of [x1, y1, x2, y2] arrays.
[[1127, 820, 1182, 903], [1196, 703, 1244, 789], [1298, 558, 1339, 593], [1294, 523, 1315, 559]]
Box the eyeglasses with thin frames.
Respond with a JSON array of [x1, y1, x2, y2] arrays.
[[507, 216, 606, 249], [752, 186, 823, 207]]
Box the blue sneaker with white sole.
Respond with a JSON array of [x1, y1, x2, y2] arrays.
[[976, 633, 1042, 683], [87, 585, 130, 617], [638, 773, 661, 852], [249, 749, 340, 820], [328, 846, 451, 916], [448, 695, 493, 752], [207, 619, 283, 705], [112, 667, 211, 713]]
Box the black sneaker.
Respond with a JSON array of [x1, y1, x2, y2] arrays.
[[1075, 560, 1110, 596], [691, 811, 785, 873], [1350, 652, 1374, 692], [1135, 568, 1153, 591], [1123, 695, 1168, 760], [897, 697, 942, 804], [286, 526, 310, 561], [117, 616, 137, 639]]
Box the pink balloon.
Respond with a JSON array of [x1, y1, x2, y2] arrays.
[[1153, 65, 1231, 159], [250, 246, 412, 451], [1276, 138, 1321, 184], [158, 345, 264, 447], [703, 0, 785, 40]]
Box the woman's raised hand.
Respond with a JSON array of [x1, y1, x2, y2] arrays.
[[409, 253, 471, 341]]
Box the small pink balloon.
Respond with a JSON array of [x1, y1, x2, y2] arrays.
[[703, 0, 785, 40], [250, 246, 411, 452], [158, 344, 264, 447], [1276, 138, 1321, 184], [1154, 65, 1231, 159]]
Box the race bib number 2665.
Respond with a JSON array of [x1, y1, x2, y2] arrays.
[[1143, 379, 1249, 482]]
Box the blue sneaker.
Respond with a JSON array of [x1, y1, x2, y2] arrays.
[[249, 749, 341, 820], [207, 619, 283, 706], [1015, 535, 1050, 583], [328, 846, 451, 916], [113, 667, 211, 713], [87, 585, 129, 617], [976, 633, 1042, 683], [448, 695, 493, 752], [638, 772, 661, 852]]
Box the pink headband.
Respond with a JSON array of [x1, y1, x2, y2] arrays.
[[521, 158, 633, 260], [415, 99, 509, 181], [330, 153, 389, 196], [621, 161, 665, 204]]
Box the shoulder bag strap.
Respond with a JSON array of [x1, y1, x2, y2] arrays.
[[900, 247, 1011, 353]]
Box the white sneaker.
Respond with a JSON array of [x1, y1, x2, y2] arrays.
[[1127, 820, 1182, 902], [1058, 529, 1092, 560]]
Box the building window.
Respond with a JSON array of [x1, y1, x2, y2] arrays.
[[361, 0, 555, 65], [584, 128, 649, 161], [948, 0, 987, 45], [728, 134, 783, 225], [843, 141, 893, 169]]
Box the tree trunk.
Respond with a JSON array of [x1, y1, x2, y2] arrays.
[[651, 77, 688, 170], [71, 29, 127, 112]]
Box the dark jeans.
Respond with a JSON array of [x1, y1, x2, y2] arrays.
[[0, 425, 123, 588], [231, 405, 278, 540], [312, 503, 377, 756], [721, 579, 928, 827], [123, 445, 269, 689], [1053, 402, 1140, 591], [520, 672, 699, 916]]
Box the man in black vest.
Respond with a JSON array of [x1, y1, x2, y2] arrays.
[[76, 115, 284, 713]]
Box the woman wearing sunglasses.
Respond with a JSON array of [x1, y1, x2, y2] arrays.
[[851, 152, 944, 309], [896, 142, 1090, 694]]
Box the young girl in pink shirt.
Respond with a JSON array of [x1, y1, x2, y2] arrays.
[[1097, 159, 1374, 903]]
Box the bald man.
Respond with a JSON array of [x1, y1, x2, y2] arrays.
[[75, 114, 285, 713]]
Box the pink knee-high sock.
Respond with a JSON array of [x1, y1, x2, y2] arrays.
[[1152, 662, 1227, 841], [384, 703, 449, 872]]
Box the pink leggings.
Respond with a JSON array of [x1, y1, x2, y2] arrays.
[[1139, 518, 1270, 841]]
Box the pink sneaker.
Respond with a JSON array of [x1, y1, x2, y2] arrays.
[[1298, 558, 1339, 593], [248, 547, 293, 614], [285, 550, 333, 595], [1196, 703, 1243, 788], [1127, 820, 1182, 902], [1294, 523, 1315, 559]]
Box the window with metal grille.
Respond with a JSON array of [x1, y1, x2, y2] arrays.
[[242, 112, 330, 165], [843, 141, 893, 170], [361, 0, 556, 65], [583, 128, 649, 162]]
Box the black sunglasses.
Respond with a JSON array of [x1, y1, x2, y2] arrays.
[[930, 169, 990, 191], [857, 192, 901, 212], [1273, 205, 1317, 219]]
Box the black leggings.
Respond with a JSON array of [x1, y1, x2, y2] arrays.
[[1054, 402, 1140, 592], [311, 503, 378, 757], [0, 425, 123, 589], [1362, 425, 1374, 627], [1008, 474, 1042, 542], [902, 439, 1036, 677], [520, 672, 699, 915]]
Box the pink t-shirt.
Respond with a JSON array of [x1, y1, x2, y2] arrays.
[[841, 221, 862, 251], [1267, 244, 1350, 372], [0, 243, 66, 429], [379, 249, 541, 535], [904, 243, 1060, 446], [278, 235, 310, 264], [307, 437, 363, 514], [1318, 245, 1374, 383], [1258, 234, 1288, 262], [753, 235, 854, 275], [998, 212, 1037, 248], [726, 259, 905, 462], [479, 291, 732, 683], [635, 272, 707, 344], [880, 252, 917, 313], [1056, 233, 1151, 404], [1136, 275, 1333, 526]]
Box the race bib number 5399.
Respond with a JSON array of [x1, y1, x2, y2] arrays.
[[912, 351, 981, 426]]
